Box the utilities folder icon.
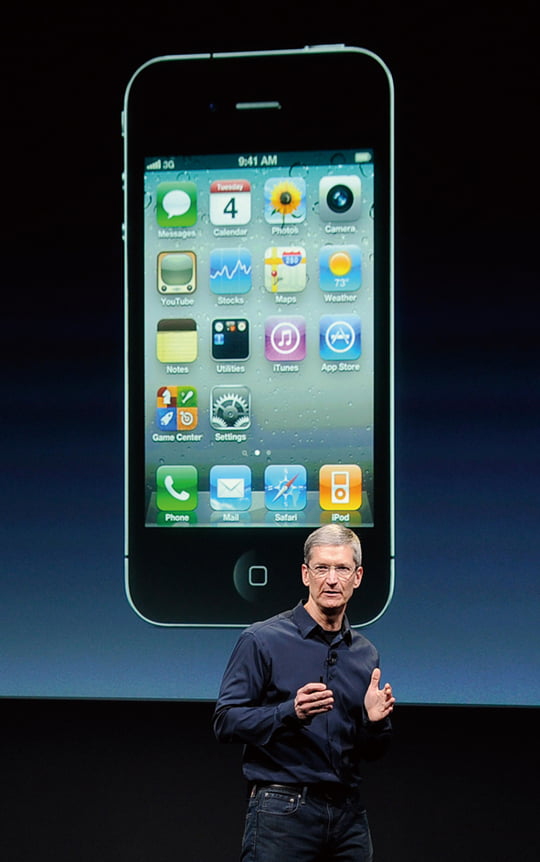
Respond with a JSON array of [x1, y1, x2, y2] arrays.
[[217, 477, 244, 498], [157, 319, 197, 363]]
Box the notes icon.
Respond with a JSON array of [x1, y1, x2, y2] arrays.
[[156, 319, 198, 363], [265, 316, 306, 361]]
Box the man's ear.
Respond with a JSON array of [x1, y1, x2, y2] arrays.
[[353, 567, 364, 589], [301, 564, 310, 587]]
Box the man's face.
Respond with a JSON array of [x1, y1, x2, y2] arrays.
[[301, 543, 363, 616]]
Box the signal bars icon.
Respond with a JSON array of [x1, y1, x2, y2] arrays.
[[147, 158, 162, 170]]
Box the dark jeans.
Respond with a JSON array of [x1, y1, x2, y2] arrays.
[[241, 785, 373, 862]]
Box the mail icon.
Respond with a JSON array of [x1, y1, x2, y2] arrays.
[[210, 465, 252, 511], [217, 477, 244, 498]]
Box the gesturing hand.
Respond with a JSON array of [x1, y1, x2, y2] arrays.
[[294, 682, 334, 721], [364, 668, 395, 722]]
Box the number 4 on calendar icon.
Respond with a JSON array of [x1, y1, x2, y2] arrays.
[[210, 179, 251, 225]]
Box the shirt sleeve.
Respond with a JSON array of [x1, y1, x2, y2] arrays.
[[356, 711, 393, 761], [351, 651, 393, 761], [213, 631, 300, 745]]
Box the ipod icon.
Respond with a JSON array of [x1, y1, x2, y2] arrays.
[[331, 471, 350, 505], [319, 464, 362, 511]]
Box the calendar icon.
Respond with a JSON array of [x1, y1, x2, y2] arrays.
[[210, 179, 251, 225]]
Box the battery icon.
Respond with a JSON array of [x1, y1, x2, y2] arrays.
[[354, 152, 372, 163]]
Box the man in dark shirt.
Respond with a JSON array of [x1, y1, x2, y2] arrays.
[[213, 524, 395, 861]]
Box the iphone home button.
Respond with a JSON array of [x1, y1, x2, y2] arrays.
[[234, 550, 270, 601]]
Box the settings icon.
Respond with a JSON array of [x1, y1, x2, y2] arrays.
[[211, 386, 251, 429]]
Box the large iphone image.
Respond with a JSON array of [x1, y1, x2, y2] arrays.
[[124, 47, 394, 626]]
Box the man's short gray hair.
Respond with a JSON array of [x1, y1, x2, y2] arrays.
[[304, 524, 362, 567]]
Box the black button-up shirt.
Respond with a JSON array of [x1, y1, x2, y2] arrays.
[[213, 602, 392, 789]]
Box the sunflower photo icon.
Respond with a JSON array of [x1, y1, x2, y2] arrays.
[[264, 177, 306, 224]]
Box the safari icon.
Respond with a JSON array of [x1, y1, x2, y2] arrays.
[[156, 182, 197, 227]]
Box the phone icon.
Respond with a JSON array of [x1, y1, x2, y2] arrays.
[[319, 464, 362, 511], [156, 466, 198, 511]]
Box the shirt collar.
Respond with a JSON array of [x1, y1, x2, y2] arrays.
[[293, 601, 352, 645]]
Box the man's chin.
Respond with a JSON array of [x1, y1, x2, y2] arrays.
[[320, 596, 345, 610]]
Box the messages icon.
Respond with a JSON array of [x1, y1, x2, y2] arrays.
[[156, 182, 197, 227]]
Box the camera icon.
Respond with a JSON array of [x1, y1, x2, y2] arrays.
[[319, 175, 362, 222]]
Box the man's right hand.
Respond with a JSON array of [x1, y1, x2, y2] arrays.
[[294, 682, 334, 720]]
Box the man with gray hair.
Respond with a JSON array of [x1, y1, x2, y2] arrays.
[[214, 524, 394, 862]]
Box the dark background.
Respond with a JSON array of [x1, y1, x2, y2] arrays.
[[2, 1, 538, 859], [3, 699, 539, 861]]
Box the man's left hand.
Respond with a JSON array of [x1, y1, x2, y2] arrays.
[[364, 668, 395, 722]]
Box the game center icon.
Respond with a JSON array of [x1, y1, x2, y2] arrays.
[[155, 386, 198, 432]]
